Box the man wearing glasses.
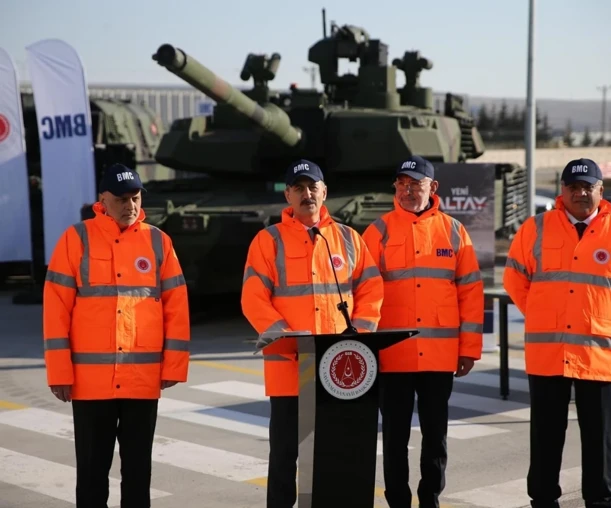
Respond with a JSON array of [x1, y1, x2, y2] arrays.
[[504, 158, 611, 508], [362, 155, 484, 508]]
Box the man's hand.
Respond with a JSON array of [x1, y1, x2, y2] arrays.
[[455, 357, 476, 378], [50, 385, 72, 402], [161, 380, 178, 390]]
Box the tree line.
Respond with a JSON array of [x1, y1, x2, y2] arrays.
[[475, 100, 610, 148], [475, 101, 552, 148]]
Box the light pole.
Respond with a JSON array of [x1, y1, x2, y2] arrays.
[[303, 65, 317, 89], [597, 85, 610, 145], [525, 0, 536, 217]]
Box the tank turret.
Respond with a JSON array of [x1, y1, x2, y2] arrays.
[[151, 23, 486, 180]]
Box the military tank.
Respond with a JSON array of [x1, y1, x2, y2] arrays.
[[144, 15, 527, 300]]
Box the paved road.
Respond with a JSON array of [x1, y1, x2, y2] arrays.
[[0, 291, 586, 507]]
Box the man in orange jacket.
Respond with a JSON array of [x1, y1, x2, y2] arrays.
[[504, 158, 611, 508], [43, 163, 191, 508], [362, 156, 484, 508], [241, 159, 384, 508]]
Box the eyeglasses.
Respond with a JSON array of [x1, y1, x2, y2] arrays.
[[393, 180, 429, 193], [564, 183, 601, 194]]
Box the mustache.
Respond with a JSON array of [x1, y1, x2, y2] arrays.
[[301, 199, 316, 205]]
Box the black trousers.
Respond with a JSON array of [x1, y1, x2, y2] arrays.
[[267, 395, 298, 508], [72, 398, 158, 508], [379, 372, 454, 508], [528, 375, 611, 508]]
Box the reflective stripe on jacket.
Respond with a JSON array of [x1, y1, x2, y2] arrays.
[[241, 205, 384, 396], [362, 195, 484, 372], [503, 196, 611, 380], [43, 202, 191, 399]]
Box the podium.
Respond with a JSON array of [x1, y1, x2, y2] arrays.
[[257, 327, 419, 508]]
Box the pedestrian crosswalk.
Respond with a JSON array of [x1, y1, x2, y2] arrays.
[[0, 447, 171, 505], [0, 356, 582, 507]]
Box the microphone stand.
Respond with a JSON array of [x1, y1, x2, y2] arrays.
[[311, 226, 358, 335]]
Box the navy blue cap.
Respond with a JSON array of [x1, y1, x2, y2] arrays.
[[285, 159, 324, 186], [396, 155, 435, 180], [561, 158, 602, 185], [99, 163, 146, 196]]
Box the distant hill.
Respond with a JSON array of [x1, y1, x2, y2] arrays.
[[464, 96, 604, 134]]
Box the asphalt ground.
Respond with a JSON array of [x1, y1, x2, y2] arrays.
[[0, 277, 589, 508]]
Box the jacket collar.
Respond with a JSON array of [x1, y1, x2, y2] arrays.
[[92, 202, 146, 234]]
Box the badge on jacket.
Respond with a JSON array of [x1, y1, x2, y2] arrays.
[[330, 254, 345, 270], [593, 249, 610, 264], [135, 256, 152, 273]]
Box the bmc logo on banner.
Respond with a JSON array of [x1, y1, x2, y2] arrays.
[[40, 114, 87, 139], [26, 38, 97, 265]]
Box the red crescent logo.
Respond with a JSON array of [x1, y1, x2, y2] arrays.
[[0, 115, 10, 142]]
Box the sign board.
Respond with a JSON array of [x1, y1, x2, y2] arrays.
[[434, 163, 496, 290], [197, 101, 215, 116], [26, 39, 96, 265], [0, 47, 33, 262]]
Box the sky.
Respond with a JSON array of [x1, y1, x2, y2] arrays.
[[2, 0, 610, 101]]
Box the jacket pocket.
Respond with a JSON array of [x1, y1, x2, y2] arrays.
[[436, 306, 460, 328], [284, 242, 310, 284], [542, 237, 563, 271], [136, 325, 164, 349], [383, 236, 407, 271], [590, 315, 611, 338], [89, 247, 113, 284], [525, 309, 557, 331], [71, 325, 111, 352]]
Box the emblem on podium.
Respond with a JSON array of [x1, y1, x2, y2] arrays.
[[319, 340, 377, 400]]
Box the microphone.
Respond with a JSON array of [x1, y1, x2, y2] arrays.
[[311, 226, 358, 335]]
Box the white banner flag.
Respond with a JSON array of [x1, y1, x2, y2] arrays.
[[0, 47, 33, 262], [26, 39, 96, 265]]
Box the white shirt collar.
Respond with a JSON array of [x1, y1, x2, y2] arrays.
[[302, 220, 320, 230], [565, 208, 598, 225]]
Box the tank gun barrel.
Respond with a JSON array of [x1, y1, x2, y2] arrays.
[[152, 44, 302, 147]]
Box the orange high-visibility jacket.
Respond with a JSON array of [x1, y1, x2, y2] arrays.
[[362, 195, 484, 372], [43, 202, 191, 400], [241, 205, 384, 397], [503, 196, 611, 381]]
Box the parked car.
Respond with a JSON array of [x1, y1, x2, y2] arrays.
[[535, 194, 555, 214]]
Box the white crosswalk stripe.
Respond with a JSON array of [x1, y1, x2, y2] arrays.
[[0, 407, 269, 482], [445, 466, 582, 508], [0, 446, 171, 506], [0, 360, 581, 507], [158, 388, 389, 454], [189, 380, 512, 440]]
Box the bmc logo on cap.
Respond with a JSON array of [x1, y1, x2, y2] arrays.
[[117, 171, 134, 182], [401, 161, 417, 170], [293, 163, 310, 173], [572, 165, 588, 173]]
